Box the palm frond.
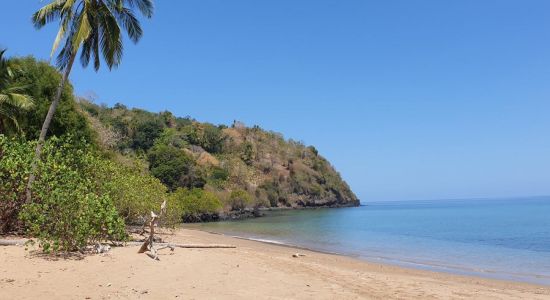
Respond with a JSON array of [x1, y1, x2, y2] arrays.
[[72, 9, 92, 52], [98, 2, 123, 69], [51, 16, 71, 59], [0, 106, 21, 132], [114, 7, 142, 43], [123, 0, 154, 18], [56, 37, 76, 70], [0, 92, 34, 110], [32, 0, 66, 29], [36, 0, 153, 72]]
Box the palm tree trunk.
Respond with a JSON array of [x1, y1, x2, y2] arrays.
[[25, 52, 77, 203]]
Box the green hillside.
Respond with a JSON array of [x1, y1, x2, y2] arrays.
[[79, 100, 359, 212], [1, 56, 358, 241]]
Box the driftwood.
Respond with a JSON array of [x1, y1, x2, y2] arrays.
[[0, 239, 235, 249], [128, 242, 235, 248], [135, 201, 236, 260], [0, 239, 27, 246], [137, 200, 166, 260]]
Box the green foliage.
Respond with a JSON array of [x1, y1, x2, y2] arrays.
[[228, 189, 252, 211], [0, 135, 174, 251], [102, 163, 168, 225], [180, 123, 225, 153], [258, 181, 287, 207], [0, 135, 34, 232], [75, 101, 359, 210], [147, 144, 206, 191], [0, 49, 34, 134], [200, 123, 225, 153], [131, 119, 164, 151], [241, 142, 255, 165], [156, 128, 189, 148], [0, 135, 127, 251], [8, 56, 93, 141], [170, 188, 222, 222], [208, 166, 229, 188]]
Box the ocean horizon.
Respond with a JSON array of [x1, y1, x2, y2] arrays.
[[191, 196, 550, 285]]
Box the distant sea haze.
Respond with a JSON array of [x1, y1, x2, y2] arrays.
[[192, 196, 550, 285]]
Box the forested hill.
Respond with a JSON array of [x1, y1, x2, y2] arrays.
[[2, 56, 358, 223], [79, 100, 359, 209]]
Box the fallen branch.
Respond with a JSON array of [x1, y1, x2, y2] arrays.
[[0, 239, 27, 246], [129, 242, 235, 248], [0, 239, 235, 249]]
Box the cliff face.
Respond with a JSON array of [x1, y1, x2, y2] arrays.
[[79, 101, 359, 209]]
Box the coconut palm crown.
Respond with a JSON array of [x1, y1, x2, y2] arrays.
[[32, 0, 154, 71]]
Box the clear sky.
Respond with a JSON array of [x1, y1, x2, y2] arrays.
[[3, 1, 550, 202]]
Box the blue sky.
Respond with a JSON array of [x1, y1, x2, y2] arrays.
[[3, 1, 550, 201]]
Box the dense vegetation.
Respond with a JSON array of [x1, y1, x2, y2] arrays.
[[79, 100, 359, 210], [0, 55, 358, 252]]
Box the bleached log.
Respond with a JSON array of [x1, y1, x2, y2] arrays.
[[128, 242, 235, 248], [0, 239, 27, 246], [0, 239, 235, 249]]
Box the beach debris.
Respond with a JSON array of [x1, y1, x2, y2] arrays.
[[93, 243, 111, 254], [138, 206, 164, 260], [0, 239, 28, 246], [292, 253, 306, 258], [138, 200, 236, 260]]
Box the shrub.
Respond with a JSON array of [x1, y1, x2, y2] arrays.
[[103, 163, 168, 225], [2, 135, 128, 252], [228, 189, 252, 211], [258, 181, 285, 207], [0, 135, 174, 252], [0, 135, 34, 232], [182, 123, 224, 153], [131, 119, 163, 151], [170, 188, 222, 222], [207, 166, 229, 188], [241, 142, 255, 165], [148, 144, 206, 191]]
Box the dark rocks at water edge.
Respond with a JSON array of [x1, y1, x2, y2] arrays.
[[182, 202, 359, 223], [182, 208, 264, 223]]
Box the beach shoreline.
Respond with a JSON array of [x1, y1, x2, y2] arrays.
[[1, 228, 549, 299], [187, 227, 550, 286]]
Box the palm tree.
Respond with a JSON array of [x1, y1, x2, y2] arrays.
[[26, 0, 154, 201], [0, 49, 34, 134]]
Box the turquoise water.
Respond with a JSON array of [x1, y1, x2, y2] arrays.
[[191, 197, 550, 285]]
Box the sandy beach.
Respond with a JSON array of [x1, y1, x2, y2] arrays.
[[1, 228, 549, 300]]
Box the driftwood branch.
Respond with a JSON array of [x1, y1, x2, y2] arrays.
[[0, 239, 235, 249], [128, 242, 235, 248], [138, 207, 162, 259], [0, 239, 27, 246]]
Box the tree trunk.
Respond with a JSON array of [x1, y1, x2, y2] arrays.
[[25, 53, 77, 203]]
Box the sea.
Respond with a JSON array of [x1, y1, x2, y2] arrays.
[[189, 196, 550, 285]]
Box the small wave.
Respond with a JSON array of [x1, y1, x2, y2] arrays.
[[240, 237, 287, 245]]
